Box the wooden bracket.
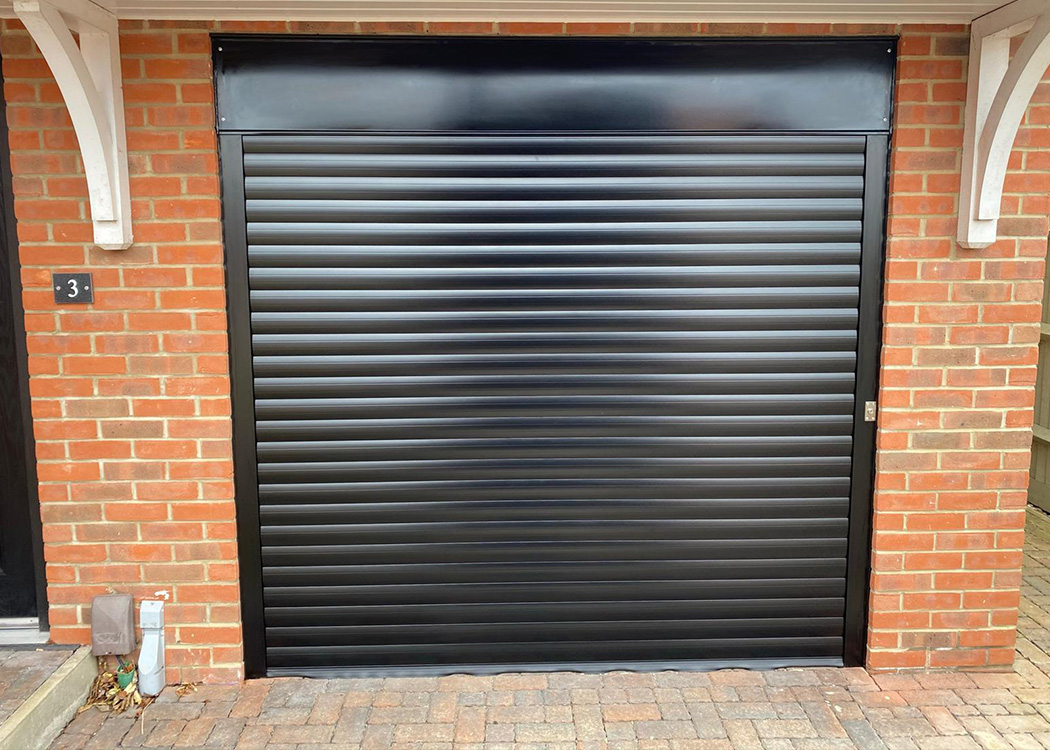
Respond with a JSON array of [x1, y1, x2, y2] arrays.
[[14, 0, 132, 250], [959, 0, 1050, 249]]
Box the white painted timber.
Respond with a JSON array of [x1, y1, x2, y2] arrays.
[[959, 0, 1050, 249], [0, 0, 1016, 23], [14, 0, 132, 250]]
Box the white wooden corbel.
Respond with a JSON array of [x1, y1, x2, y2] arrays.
[[14, 0, 131, 250], [959, 0, 1050, 249]]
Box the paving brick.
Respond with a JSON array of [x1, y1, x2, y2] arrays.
[[64, 710, 106, 736], [689, 701, 728, 739], [916, 673, 978, 690], [142, 702, 202, 720], [916, 737, 982, 750], [840, 719, 891, 750], [658, 701, 692, 721], [515, 721, 575, 742], [754, 718, 819, 739], [1001, 734, 1044, 749], [957, 689, 1021, 705], [229, 692, 263, 719], [367, 706, 428, 724], [572, 704, 605, 740], [254, 706, 309, 726], [425, 691, 458, 723], [488, 704, 544, 723], [899, 690, 966, 706], [870, 716, 940, 738], [604, 721, 636, 741], [270, 724, 333, 744], [801, 700, 850, 738], [775, 701, 808, 719], [602, 703, 661, 722], [920, 705, 968, 734], [358, 724, 394, 750], [792, 740, 860, 750], [724, 718, 763, 749], [172, 717, 215, 747], [544, 704, 572, 722], [86, 714, 131, 747], [392, 722, 453, 742], [987, 713, 1050, 733], [716, 701, 778, 719], [230, 724, 270, 750], [485, 722, 514, 742], [49, 734, 88, 750], [200, 717, 244, 748], [454, 705, 486, 743], [307, 692, 343, 724], [631, 719, 696, 739], [542, 688, 571, 705], [330, 705, 369, 744]]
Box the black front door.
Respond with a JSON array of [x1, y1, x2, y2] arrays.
[[0, 114, 37, 620]]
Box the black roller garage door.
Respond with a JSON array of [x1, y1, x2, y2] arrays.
[[216, 36, 892, 677]]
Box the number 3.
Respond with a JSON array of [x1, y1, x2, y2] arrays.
[[66, 278, 78, 298]]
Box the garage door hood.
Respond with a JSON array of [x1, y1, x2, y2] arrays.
[[0, 0, 1018, 22], [215, 36, 896, 133]]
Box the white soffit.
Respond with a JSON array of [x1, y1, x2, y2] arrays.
[[0, 1, 1014, 23]]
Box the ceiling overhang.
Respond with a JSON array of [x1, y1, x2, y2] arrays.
[[0, 1, 1019, 24]]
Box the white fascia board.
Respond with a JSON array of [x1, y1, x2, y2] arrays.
[[0, 1, 1012, 23]]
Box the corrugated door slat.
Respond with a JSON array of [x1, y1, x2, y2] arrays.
[[242, 134, 865, 672]]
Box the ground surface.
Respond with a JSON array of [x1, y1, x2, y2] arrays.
[[45, 507, 1050, 749], [0, 645, 73, 725]]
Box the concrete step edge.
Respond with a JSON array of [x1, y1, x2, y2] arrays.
[[0, 646, 95, 750]]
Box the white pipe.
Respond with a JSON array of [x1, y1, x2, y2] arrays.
[[138, 600, 165, 696]]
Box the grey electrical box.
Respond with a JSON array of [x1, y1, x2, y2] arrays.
[[90, 594, 135, 655]]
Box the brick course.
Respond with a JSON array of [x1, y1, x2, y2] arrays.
[[1, 18, 1047, 680]]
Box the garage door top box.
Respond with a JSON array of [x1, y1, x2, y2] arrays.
[[214, 36, 896, 133]]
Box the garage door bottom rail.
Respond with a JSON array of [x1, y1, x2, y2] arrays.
[[267, 656, 844, 679]]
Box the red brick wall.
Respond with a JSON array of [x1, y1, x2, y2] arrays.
[[1, 19, 238, 684], [873, 27, 1049, 670], [1, 18, 1046, 680]]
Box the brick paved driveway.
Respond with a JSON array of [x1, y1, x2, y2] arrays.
[[48, 507, 1050, 750]]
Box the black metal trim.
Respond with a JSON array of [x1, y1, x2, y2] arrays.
[[219, 129, 893, 138], [220, 133, 267, 677], [213, 35, 897, 134], [270, 655, 844, 679], [842, 134, 889, 667]]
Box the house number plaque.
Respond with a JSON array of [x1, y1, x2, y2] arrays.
[[52, 272, 93, 304]]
